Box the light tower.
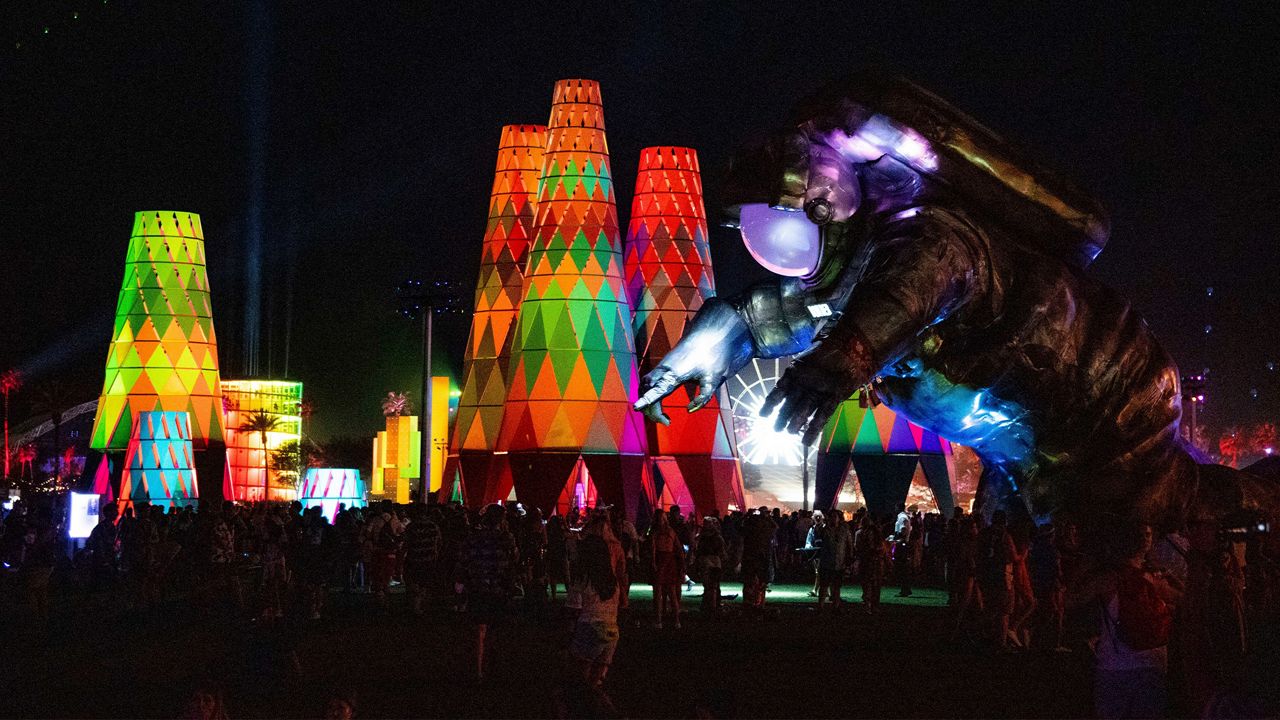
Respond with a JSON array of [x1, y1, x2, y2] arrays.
[[449, 124, 546, 507], [91, 211, 224, 452], [497, 79, 648, 517], [624, 146, 744, 516]]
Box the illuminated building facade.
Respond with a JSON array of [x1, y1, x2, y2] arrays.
[[91, 211, 224, 451], [221, 380, 302, 502], [450, 125, 546, 507], [624, 147, 744, 516], [119, 411, 199, 509], [372, 415, 421, 504], [497, 79, 648, 517], [300, 468, 365, 521]]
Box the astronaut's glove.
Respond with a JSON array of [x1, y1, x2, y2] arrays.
[[634, 298, 755, 425], [761, 329, 875, 445]]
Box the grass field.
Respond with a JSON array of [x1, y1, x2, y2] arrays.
[[0, 580, 1107, 718]]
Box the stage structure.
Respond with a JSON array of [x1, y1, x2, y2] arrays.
[[372, 415, 421, 504], [91, 211, 224, 452], [624, 147, 744, 517], [300, 468, 366, 521], [727, 358, 954, 513], [221, 379, 303, 502], [448, 125, 546, 508], [118, 411, 199, 510], [496, 79, 649, 518]]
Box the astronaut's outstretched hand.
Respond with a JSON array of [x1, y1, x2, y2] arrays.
[[761, 347, 864, 446], [635, 364, 726, 426]]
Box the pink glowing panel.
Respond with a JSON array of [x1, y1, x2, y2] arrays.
[[739, 204, 821, 277], [300, 468, 366, 521]]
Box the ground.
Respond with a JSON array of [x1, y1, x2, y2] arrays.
[[0, 580, 1108, 719]]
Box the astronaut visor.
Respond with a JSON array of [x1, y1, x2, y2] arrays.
[[739, 204, 821, 277]]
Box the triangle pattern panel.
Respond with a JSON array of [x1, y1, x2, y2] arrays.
[[118, 411, 199, 510], [623, 146, 743, 511], [91, 211, 224, 451], [498, 79, 646, 458], [454, 125, 548, 453]]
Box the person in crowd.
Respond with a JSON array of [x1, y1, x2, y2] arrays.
[[87, 502, 120, 593], [1069, 522, 1180, 719], [298, 506, 333, 619], [403, 504, 442, 616], [893, 503, 916, 598], [805, 510, 826, 597], [21, 504, 60, 624], [368, 501, 401, 606], [948, 513, 983, 637], [546, 514, 570, 601], [204, 503, 242, 613], [978, 509, 1016, 650], [1029, 521, 1068, 652], [120, 501, 159, 611], [568, 509, 625, 708], [815, 508, 853, 611], [740, 506, 777, 615], [608, 505, 638, 616], [517, 506, 548, 608], [855, 514, 886, 614], [693, 517, 727, 616], [647, 509, 685, 629], [1174, 517, 1248, 716], [457, 504, 519, 681], [1009, 519, 1038, 649], [258, 507, 289, 620]]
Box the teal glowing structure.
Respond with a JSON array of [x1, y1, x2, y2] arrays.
[[118, 410, 199, 509]]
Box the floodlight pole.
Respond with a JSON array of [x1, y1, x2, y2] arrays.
[[802, 438, 812, 511]]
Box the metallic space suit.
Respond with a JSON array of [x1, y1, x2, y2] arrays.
[[635, 73, 1274, 533]]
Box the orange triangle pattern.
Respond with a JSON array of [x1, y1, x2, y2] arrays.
[[91, 211, 224, 451], [453, 124, 547, 453]]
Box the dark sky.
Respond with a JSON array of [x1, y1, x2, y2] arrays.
[[4, 1, 1279, 441]]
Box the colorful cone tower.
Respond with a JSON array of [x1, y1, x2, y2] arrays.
[[118, 411, 199, 509], [91, 211, 224, 452], [814, 391, 956, 515], [624, 147, 744, 516], [449, 124, 546, 507], [497, 79, 648, 516]]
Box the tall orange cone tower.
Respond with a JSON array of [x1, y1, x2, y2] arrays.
[[91, 211, 224, 452], [624, 147, 744, 516], [448, 124, 546, 507], [497, 79, 648, 516]]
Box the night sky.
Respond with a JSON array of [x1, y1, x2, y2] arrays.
[[4, 1, 1278, 442]]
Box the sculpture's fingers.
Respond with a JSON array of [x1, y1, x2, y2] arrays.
[[802, 398, 841, 446], [760, 383, 786, 419], [635, 371, 679, 413], [642, 402, 671, 426], [687, 377, 718, 413], [784, 394, 817, 436]]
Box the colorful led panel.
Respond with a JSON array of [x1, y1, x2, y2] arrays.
[[221, 379, 303, 502], [119, 411, 199, 509], [300, 468, 366, 521], [91, 211, 224, 451], [372, 415, 420, 504]]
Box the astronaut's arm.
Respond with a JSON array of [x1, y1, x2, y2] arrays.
[[633, 280, 819, 424]]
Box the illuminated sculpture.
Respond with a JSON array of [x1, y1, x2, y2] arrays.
[[221, 379, 302, 502], [450, 125, 546, 506], [815, 391, 955, 514], [624, 146, 744, 515], [118, 411, 199, 509], [372, 414, 421, 504], [636, 73, 1275, 532], [300, 468, 366, 521], [497, 79, 648, 517], [91, 211, 224, 451]]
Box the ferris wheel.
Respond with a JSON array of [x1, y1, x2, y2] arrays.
[[725, 357, 818, 467]]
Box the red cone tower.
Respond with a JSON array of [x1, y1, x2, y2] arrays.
[[497, 79, 648, 517], [448, 124, 546, 507], [624, 147, 744, 515]]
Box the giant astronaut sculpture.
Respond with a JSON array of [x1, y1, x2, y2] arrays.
[[635, 74, 1273, 534]]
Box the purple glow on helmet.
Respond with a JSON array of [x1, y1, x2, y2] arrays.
[[739, 204, 821, 277], [830, 114, 939, 172]]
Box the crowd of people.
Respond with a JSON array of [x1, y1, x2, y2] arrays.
[[1, 493, 1275, 718]]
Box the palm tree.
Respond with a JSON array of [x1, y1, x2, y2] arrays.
[[381, 391, 410, 417], [32, 381, 76, 481], [238, 410, 281, 498], [1, 369, 22, 479]]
